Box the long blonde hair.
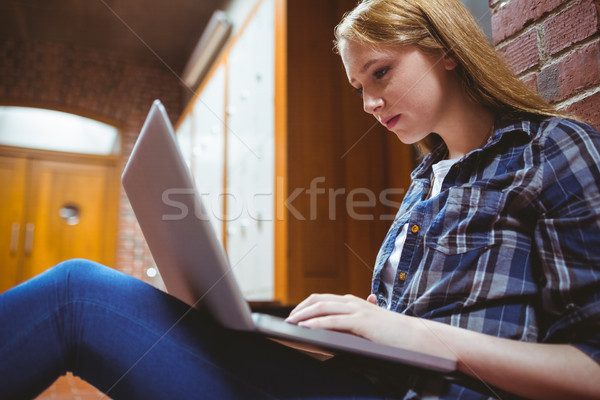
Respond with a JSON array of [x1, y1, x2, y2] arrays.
[[334, 0, 565, 152]]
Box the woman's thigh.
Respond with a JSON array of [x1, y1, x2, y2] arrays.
[[0, 259, 391, 399]]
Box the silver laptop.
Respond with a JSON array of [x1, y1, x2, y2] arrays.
[[122, 100, 456, 373]]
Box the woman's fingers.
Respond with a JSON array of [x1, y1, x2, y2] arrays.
[[366, 293, 377, 304], [287, 293, 323, 318], [286, 293, 416, 348], [285, 293, 383, 338], [288, 294, 356, 319], [296, 313, 360, 334], [286, 295, 356, 324]]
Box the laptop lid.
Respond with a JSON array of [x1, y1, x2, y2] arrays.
[[122, 100, 254, 331]]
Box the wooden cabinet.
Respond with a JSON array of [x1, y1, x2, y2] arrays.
[[176, 0, 414, 305], [0, 148, 119, 292]]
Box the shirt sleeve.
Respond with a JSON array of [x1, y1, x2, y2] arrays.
[[534, 118, 600, 364]]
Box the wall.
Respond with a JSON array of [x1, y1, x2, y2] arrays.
[[0, 39, 183, 282], [461, 0, 493, 38], [490, 0, 600, 129]]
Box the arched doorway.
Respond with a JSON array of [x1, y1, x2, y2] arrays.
[[0, 106, 120, 292]]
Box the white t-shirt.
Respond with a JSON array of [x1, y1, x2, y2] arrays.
[[381, 158, 458, 308]]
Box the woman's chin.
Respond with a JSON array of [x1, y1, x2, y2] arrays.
[[391, 130, 425, 145]]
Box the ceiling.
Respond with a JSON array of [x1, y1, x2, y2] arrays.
[[0, 0, 230, 74]]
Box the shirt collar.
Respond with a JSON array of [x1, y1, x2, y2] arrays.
[[411, 114, 538, 180], [490, 114, 539, 142]]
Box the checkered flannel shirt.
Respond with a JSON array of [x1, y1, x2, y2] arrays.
[[372, 116, 600, 399]]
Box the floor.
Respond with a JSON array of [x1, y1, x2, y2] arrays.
[[36, 373, 109, 400]]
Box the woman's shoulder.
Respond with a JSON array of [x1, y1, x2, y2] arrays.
[[498, 113, 597, 136], [490, 114, 600, 173], [534, 116, 600, 154], [537, 116, 599, 135], [526, 116, 600, 182], [497, 114, 600, 151]]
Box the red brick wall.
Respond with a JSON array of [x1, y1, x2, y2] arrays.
[[490, 0, 600, 129], [0, 39, 183, 282]]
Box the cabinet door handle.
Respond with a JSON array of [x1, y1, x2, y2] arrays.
[[10, 222, 20, 254], [24, 223, 35, 255]]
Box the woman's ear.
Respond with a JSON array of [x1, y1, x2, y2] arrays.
[[443, 53, 459, 71]]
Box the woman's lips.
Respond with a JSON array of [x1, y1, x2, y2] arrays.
[[383, 115, 401, 130]]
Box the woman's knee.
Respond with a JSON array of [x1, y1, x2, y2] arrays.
[[52, 258, 107, 278], [48, 259, 121, 291]]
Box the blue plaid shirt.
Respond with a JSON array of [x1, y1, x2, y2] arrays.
[[372, 116, 600, 399]]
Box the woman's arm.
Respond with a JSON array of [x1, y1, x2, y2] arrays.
[[286, 293, 600, 400]]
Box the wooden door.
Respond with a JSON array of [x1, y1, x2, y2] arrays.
[[0, 149, 119, 291], [0, 156, 27, 292], [21, 159, 118, 280]]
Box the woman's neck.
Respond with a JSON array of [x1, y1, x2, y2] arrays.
[[435, 85, 496, 160]]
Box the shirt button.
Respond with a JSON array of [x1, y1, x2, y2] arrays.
[[398, 272, 406, 281], [411, 225, 419, 233]]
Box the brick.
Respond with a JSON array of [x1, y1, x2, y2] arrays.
[[497, 29, 540, 74], [544, 0, 600, 55], [564, 90, 600, 130], [520, 71, 539, 92], [558, 41, 600, 100], [538, 64, 561, 102], [492, 0, 564, 44]]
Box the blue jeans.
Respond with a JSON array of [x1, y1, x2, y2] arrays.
[[0, 259, 405, 399]]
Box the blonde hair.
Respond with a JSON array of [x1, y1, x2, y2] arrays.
[[334, 0, 566, 152]]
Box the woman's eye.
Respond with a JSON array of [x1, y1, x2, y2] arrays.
[[373, 67, 389, 79], [354, 87, 363, 97]]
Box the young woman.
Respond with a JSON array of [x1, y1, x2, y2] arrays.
[[1, 1, 599, 399]]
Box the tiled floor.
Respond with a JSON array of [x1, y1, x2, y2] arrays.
[[36, 373, 109, 400]]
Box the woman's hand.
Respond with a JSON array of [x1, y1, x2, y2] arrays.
[[285, 293, 423, 351], [286, 293, 600, 400], [285, 293, 458, 361]]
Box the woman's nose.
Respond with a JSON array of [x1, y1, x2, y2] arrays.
[[363, 92, 383, 115]]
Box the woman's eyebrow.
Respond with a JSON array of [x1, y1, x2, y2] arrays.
[[349, 58, 382, 84], [360, 59, 379, 74]]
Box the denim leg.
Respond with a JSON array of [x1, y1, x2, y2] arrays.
[[0, 259, 396, 400]]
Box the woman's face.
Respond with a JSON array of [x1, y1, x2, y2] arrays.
[[339, 39, 458, 144]]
